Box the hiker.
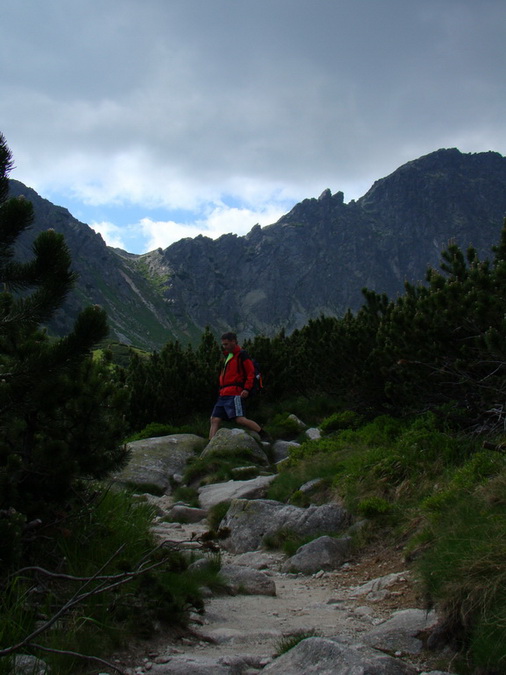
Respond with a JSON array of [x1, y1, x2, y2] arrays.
[[209, 332, 269, 440]]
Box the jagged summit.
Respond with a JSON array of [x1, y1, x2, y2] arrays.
[[8, 148, 506, 350]]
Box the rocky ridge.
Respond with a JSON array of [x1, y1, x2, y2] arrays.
[[9, 148, 506, 349]]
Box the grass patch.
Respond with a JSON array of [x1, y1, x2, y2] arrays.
[[171, 485, 200, 507], [207, 501, 231, 532], [275, 629, 322, 656], [125, 421, 196, 442], [416, 470, 506, 673], [183, 450, 268, 487], [262, 529, 341, 557], [265, 413, 306, 441], [320, 410, 364, 434], [0, 487, 215, 674], [262, 528, 313, 556]]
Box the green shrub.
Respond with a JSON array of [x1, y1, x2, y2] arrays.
[[207, 501, 231, 532], [267, 469, 308, 503], [417, 476, 506, 673], [0, 508, 25, 573], [275, 629, 322, 656], [289, 490, 311, 507], [125, 421, 194, 442], [267, 452, 344, 504], [172, 486, 200, 507], [0, 487, 211, 673], [420, 450, 506, 518], [183, 450, 265, 487], [266, 395, 341, 427], [320, 410, 364, 434], [262, 529, 314, 556], [357, 496, 392, 517], [267, 413, 306, 440], [352, 414, 406, 446]]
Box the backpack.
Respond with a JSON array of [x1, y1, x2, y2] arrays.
[[238, 349, 264, 396]]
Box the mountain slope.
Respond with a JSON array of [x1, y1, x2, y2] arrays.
[[8, 180, 201, 350], [146, 148, 506, 339], [8, 148, 506, 349]]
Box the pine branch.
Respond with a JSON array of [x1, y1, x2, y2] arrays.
[[26, 643, 127, 675], [483, 441, 506, 454], [0, 544, 171, 659]]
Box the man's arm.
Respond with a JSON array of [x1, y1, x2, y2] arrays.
[[240, 353, 255, 394]]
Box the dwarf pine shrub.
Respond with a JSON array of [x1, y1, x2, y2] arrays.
[[320, 410, 364, 434]]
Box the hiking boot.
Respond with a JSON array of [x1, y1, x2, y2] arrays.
[[259, 429, 272, 443]]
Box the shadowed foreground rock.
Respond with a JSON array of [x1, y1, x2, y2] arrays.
[[198, 474, 276, 509], [262, 636, 419, 675], [113, 434, 206, 495], [200, 428, 270, 466], [219, 564, 276, 596], [221, 498, 351, 553], [282, 534, 352, 574]]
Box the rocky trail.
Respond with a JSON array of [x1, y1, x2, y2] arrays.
[[101, 429, 457, 675], [107, 503, 452, 675]]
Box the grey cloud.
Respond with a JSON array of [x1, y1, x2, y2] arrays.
[[1, 0, 505, 210]]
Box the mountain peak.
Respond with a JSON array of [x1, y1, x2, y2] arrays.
[[9, 148, 506, 349]]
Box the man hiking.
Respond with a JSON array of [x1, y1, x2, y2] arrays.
[[209, 332, 269, 440]]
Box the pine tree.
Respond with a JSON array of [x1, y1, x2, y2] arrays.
[[0, 134, 128, 567]]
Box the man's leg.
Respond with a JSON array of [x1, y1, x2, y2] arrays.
[[235, 416, 261, 434], [209, 416, 222, 439]]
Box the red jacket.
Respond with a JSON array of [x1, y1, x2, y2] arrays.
[[219, 345, 255, 396]]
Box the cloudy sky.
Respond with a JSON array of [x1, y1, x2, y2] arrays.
[[1, 0, 504, 254]]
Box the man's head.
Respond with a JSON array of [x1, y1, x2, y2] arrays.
[[221, 331, 238, 353]]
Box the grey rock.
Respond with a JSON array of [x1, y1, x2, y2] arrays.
[[272, 440, 300, 463], [262, 636, 418, 674], [168, 504, 208, 523], [350, 571, 411, 597], [147, 654, 230, 674], [287, 414, 307, 429], [299, 478, 326, 494], [113, 434, 206, 495], [198, 626, 280, 645], [362, 608, 439, 655], [198, 475, 276, 510], [233, 550, 286, 570], [220, 499, 351, 553], [148, 652, 270, 674], [304, 427, 321, 440], [230, 465, 261, 479], [201, 428, 269, 466], [11, 655, 49, 675], [282, 535, 352, 574], [220, 564, 276, 596], [187, 556, 215, 573]]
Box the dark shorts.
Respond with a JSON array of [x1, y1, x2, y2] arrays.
[[211, 395, 244, 420]]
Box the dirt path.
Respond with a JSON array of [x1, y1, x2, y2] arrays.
[[108, 517, 443, 674]]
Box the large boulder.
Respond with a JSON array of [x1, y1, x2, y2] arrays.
[[282, 535, 352, 574], [113, 434, 206, 495], [272, 439, 300, 463], [167, 504, 208, 523], [198, 474, 276, 509], [200, 428, 270, 466], [362, 608, 439, 655], [12, 655, 49, 675], [220, 499, 351, 553], [219, 564, 276, 596], [262, 637, 418, 674]]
